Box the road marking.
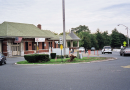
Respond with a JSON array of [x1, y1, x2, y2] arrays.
[[121, 65, 130, 68]]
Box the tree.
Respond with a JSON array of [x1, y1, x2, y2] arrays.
[[95, 29, 104, 49], [111, 28, 121, 48], [118, 33, 127, 46], [90, 34, 98, 49], [71, 25, 90, 34], [78, 32, 91, 49], [102, 31, 111, 46]]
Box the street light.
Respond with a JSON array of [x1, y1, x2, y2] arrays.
[[117, 24, 129, 47]]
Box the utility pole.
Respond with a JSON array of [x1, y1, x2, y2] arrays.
[[62, 0, 66, 57]]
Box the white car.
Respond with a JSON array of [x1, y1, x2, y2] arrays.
[[79, 47, 85, 52], [102, 46, 112, 54]]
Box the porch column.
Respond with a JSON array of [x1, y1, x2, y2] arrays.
[[21, 42, 24, 56], [71, 41, 73, 47], [7, 42, 12, 57], [77, 41, 79, 47]]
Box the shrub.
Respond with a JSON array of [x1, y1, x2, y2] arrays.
[[50, 53, 56, 59], [24, 54, 38, 63], [40, 54, 50, 62], [24, 54, 50, 63]]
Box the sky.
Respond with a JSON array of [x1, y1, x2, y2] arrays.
[[0, 0, 130, 37]]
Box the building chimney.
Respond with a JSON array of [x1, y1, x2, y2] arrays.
[[37, 24, 41, 29]]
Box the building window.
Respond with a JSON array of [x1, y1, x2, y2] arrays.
[[49, 42, 52, 48], [25, 42, 28, 50], [42, 42, 44, 49], [32, 42, 36, 50]]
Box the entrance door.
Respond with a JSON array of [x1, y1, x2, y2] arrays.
[[12, 44, 20, 56]]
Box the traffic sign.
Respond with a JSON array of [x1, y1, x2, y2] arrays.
[[123, 41, 127, 47], [59, 37, 63, 44], [60, 44, 63, 50]]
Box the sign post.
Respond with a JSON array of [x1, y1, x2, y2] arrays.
[[60, 44, 63, 62]]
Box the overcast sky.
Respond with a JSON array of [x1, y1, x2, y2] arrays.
[[0, 0, 130, 37]]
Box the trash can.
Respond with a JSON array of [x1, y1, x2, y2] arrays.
[[79, 53, 82, 59]]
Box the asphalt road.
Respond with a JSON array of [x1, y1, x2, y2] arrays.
[[0, 51, 130, 90]]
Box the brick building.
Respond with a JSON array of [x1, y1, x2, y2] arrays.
[[0, 21, 80, 57]]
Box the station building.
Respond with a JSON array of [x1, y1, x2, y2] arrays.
[[0, 21, 80, 57]]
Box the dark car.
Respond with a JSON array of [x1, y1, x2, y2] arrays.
[[0, 53, 7, 65], [120, 47, 130, 56]]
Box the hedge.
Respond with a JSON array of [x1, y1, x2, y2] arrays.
[[24, 54, 50, 63], [50, 53, 56, 59]]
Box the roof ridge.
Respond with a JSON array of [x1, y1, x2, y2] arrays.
[[4, 21, 34, 25]]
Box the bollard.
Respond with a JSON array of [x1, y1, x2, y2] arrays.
[[89, 50, 91, 55], [97, 50, 98, 56], [94, 50, 95, 55]]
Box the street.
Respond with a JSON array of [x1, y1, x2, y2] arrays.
[[0, 51, 130, 90]]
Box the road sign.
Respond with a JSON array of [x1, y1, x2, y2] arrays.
[[60, 44, 63, 50], [123, 41, 127, 47], [59, 37, 63, 44]]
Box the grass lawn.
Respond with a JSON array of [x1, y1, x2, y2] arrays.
[[17, 57, 112, 64]]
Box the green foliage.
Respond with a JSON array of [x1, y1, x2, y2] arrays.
[[91, 34, 98, 49], [78, 31, 91, 49], [50, 53, 56, 59], [111, 28, 127, 48], [71, 25, 90, 33], [95, 29, 104, 49], [24, 54, 50, 63], [69, 25, 128, 49]]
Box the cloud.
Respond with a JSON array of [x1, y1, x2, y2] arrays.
[[0, 0, 130, 36]]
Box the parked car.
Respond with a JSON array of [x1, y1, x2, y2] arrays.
[[0, 52, 7, 65], [79, 47, 85, 52], [120, 47, 130, 56], [102, 46, 112, 54], [91, 47, 95, 51]]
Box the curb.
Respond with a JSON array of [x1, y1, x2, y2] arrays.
[[15, 57, 117, 65]]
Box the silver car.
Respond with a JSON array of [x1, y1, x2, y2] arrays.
[[91, 47, 95, 51], [79, 47, 85, 52], [120, 47, 130, 56], [102, 46, 112, 54]]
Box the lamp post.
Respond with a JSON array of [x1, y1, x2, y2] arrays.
[[118, 24, 129, 47]]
